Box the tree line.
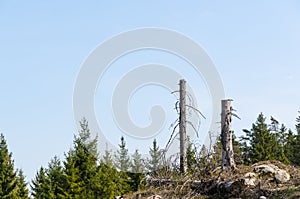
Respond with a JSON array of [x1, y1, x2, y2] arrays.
[[0, 112, 300, 198]]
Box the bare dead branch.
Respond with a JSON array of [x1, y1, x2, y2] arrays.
[[165, 123, 179, 151], [231, 113, 241, 120], [186, 104, 206, 119], [165, 132, 179, 153], [187, 121, 199, 137], [169, 118, 179, 130]]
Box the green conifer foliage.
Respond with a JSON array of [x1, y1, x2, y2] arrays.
[[102, 148, 113, 167], [0, 134, 19, 199], [62, 152, 83, 199], [65, 119, 100, 198], [284, 130, 296, 165], [131, 149, 145, 173], [31, 167, 51, 199], [242, 113, 275, 163], [114, 137, 132, 194], [47, 156, 64, 198], [129, 149, 145, 191], [16, 170, 29, 199], [241, 113, 289, 164], [186, 137, 197, 174], [147, 139, 162, 172], [292, 112, 300, 165], [296, 111, 300, 131], [115, 136, 131, 172]]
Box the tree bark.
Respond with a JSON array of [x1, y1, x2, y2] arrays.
[[221, 99, 236, 171], [179, 79, 187, 174]]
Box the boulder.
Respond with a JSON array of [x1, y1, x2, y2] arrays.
[[253, 163, 290, 183], [254, 164, 278, 174], [275, 169, 290, 183]]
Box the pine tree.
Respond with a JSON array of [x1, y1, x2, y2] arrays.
[[0, 134, 18, 198], [16, 170, 29, 199], [147, 139, 162, 172]]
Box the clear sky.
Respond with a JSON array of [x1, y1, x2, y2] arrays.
[[0, 1, 300, 181]]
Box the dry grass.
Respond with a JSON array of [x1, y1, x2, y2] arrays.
[[126, 161, 300, 199]]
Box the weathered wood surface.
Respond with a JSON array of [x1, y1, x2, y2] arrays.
[[221, 99, 236, 171], [179, 79, 187, 174]]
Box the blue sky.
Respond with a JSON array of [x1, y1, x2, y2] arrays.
[[0, 1, 300, 181]]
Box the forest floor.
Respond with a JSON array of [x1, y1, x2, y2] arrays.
[[126, 161, 300, 199]]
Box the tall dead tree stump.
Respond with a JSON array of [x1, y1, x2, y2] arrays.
[[221, 99, 236, 171], [179, 79, 187, 174]]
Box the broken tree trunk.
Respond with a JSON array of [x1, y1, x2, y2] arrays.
[[221, 99, 236, 171], [179, 79, 187, 174]]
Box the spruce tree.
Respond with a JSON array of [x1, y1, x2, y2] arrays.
[[241, 113, 278, 163], [292, 112, 300, 165], [296, 111, 300, 130], [129, 149, 145, 192], [115, 136, 131, 172], [72, 138, 98, 198], [0, 134, 18, 198], [47, 156, 64, 198], [293, 136, 300, 166], [147, 139, 162, 172], [131, 149, 145, 173], [211, 138, 222, 168], [78, 118, 98, 157], [232, 133, 243, 165], [114, 137, 132, 194], [31, 167, 51, 199], [102, 148, 113, 167], [16, 170, 29, 199], [97, 163, 118, 199], [198, 145, 209, 169], [61, 152, 83, 199], [59, 119, 101, 198], [246, 114, 272, 163], [100, 149, 131, 197], [269, 117, 289, 164], [284, 129, 296, 165], [68, 119, 100, 198], [186, 137, 197, 174]]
